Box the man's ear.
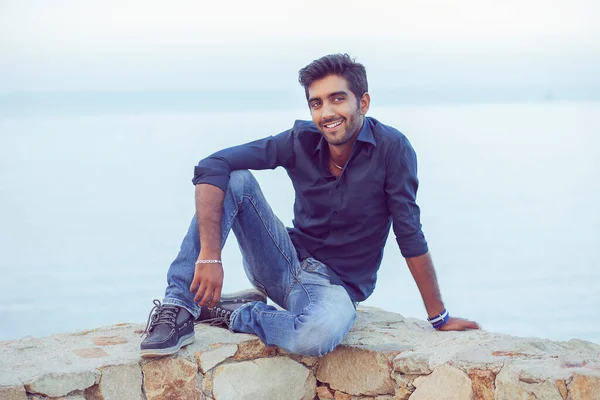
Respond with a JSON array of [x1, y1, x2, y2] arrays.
[[360, 92, 371, 115]]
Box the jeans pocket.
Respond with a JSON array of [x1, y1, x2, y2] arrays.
[[300, 258, 320, 272], [300, 258, 331, 280]]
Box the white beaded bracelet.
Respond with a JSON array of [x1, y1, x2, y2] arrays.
[[194, 260, 222, 265]]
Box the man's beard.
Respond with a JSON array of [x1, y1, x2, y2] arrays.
[[320, 112, 363, 146]]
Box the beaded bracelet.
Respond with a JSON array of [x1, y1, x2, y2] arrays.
[[427, 309, 450, 329]]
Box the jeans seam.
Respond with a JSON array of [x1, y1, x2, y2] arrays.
[[237, 194, 295, 276], [244, 194, 292, 266], [283, 279, 297, 305], [226, 190, 294, 271], [297, 281, 314, 315], [249, 304, 309, 322], [281, 274, 314, 313], [226, 189, 296, 304]]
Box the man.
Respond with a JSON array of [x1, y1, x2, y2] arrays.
[[140, 53, 479, 358]]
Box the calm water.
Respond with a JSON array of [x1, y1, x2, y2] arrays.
[[0, 102, 598, 344]]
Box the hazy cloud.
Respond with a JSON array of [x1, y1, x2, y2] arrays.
[[1, 0, 599, 92]]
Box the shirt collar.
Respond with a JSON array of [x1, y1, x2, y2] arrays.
[[313, 117, 376, 155]]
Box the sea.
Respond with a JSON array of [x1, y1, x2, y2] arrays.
[[0, 98, 598, 344]]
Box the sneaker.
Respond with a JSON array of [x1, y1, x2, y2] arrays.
[[196, 289, 266, 328], [140, 300, 195, 358], [196, 301, 244, 328], [219, 288, 267, 304]]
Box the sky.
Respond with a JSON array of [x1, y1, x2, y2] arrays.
[[1, 0, 599, 95]]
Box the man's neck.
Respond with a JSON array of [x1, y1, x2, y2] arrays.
[[328, 117, 364, 166], [329, 142, 354, 166]]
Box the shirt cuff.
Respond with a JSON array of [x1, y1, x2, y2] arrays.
[[192, 167, 230, 193], [396, 236, 429, 258]]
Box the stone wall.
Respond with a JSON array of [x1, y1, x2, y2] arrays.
[[1, 307, 599, 400]]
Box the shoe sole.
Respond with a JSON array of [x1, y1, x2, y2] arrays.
[[220, 288, 267, 303], [140, 331, 195, 358]]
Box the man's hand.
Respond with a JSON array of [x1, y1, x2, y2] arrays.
[[190, 262, 224, 308], [437, 317, 480, 331], [405, 253, 480, 332]]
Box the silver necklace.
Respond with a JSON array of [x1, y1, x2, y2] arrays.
[[332, 161, 345, 170]]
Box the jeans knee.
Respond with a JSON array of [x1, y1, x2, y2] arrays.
[[286, 327, 336, 356], [286, 309, 356, 356], [228, 170, 255, 194]]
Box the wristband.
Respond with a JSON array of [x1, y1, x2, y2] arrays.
[[427, 309, 450, 329], [195, 260, 222, 265]]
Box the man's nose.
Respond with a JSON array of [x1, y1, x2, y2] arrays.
[[321, 103, 335, 119]]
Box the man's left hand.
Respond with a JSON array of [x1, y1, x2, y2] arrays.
[[437, 317, 480, 331]]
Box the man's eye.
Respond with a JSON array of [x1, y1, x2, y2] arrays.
[[310, 102, 321, 108], [334, 97, 344, 102]]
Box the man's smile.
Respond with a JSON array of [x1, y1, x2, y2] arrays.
[[322, 119, 344, 133]]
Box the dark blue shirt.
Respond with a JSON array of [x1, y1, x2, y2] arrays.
[[192, 116, 428, 302]]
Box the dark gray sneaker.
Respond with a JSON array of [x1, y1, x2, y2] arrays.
[[219, 288, 267, 304], [196, 289, 267, 328], [196, 301, 244, 328], [140, 300, 195, 358]]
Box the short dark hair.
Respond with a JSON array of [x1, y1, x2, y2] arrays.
[[298, 54, 368, 102]]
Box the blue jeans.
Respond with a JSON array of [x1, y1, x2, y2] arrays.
[[163, 170, 357, 356]]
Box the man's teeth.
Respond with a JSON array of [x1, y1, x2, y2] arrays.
[[325, 121, 342, 128]]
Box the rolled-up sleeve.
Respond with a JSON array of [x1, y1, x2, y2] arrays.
[[385, 136, 429, 258], [192, 130, 296, 192]]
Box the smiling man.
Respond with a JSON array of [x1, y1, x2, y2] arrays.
[[140, 54, 479, 358]]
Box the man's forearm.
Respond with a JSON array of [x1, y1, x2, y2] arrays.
[[406, 252, 445, 317], [195, 184, 225, 260]]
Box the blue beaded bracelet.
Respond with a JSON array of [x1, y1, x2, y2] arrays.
[[427, 309, 450, 329]]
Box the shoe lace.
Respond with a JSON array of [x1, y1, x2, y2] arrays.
[[197, 307, 232, 327], [142, 299, 179, 337]]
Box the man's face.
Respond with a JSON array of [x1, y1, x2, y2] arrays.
[[307, 75, 370, 147]]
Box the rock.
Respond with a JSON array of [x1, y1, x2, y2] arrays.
[[200, 370, 214, 399], [212, 357, 315, 400], [24, 370, 100, 398], [317, 386, 335, 399], [84, 363, 142, 400], [234, 339, 277, 361], [0, 385, 27, 400], [29, 394, 86, 400], [57, 393, 86, 400], [333, 391, 352, 400], [393, 352, 432, 375], [1, 308, 600, 400], [467, 369, 495, 400], [498, 380, 563, 400], [495, 360, 564, 400], [299, 356, 318, 367], [317, 346, 395, 396], [568, 374, 600, 400], [410, 364, 474, 400], [92, 336, 128, 346], [278, 349, 320, 367], [142, 357, 200, 400], [183, 324, 256, 356], [492, 351, 534, 358], [391, 374, 415, 400], [195, 344, 238, 373], [73, 348, 109, 359], [555, 380, 568, 400]]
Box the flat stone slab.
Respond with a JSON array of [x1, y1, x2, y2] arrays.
[[1, 306, 599, 399], [212, 357, 316, 400]]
